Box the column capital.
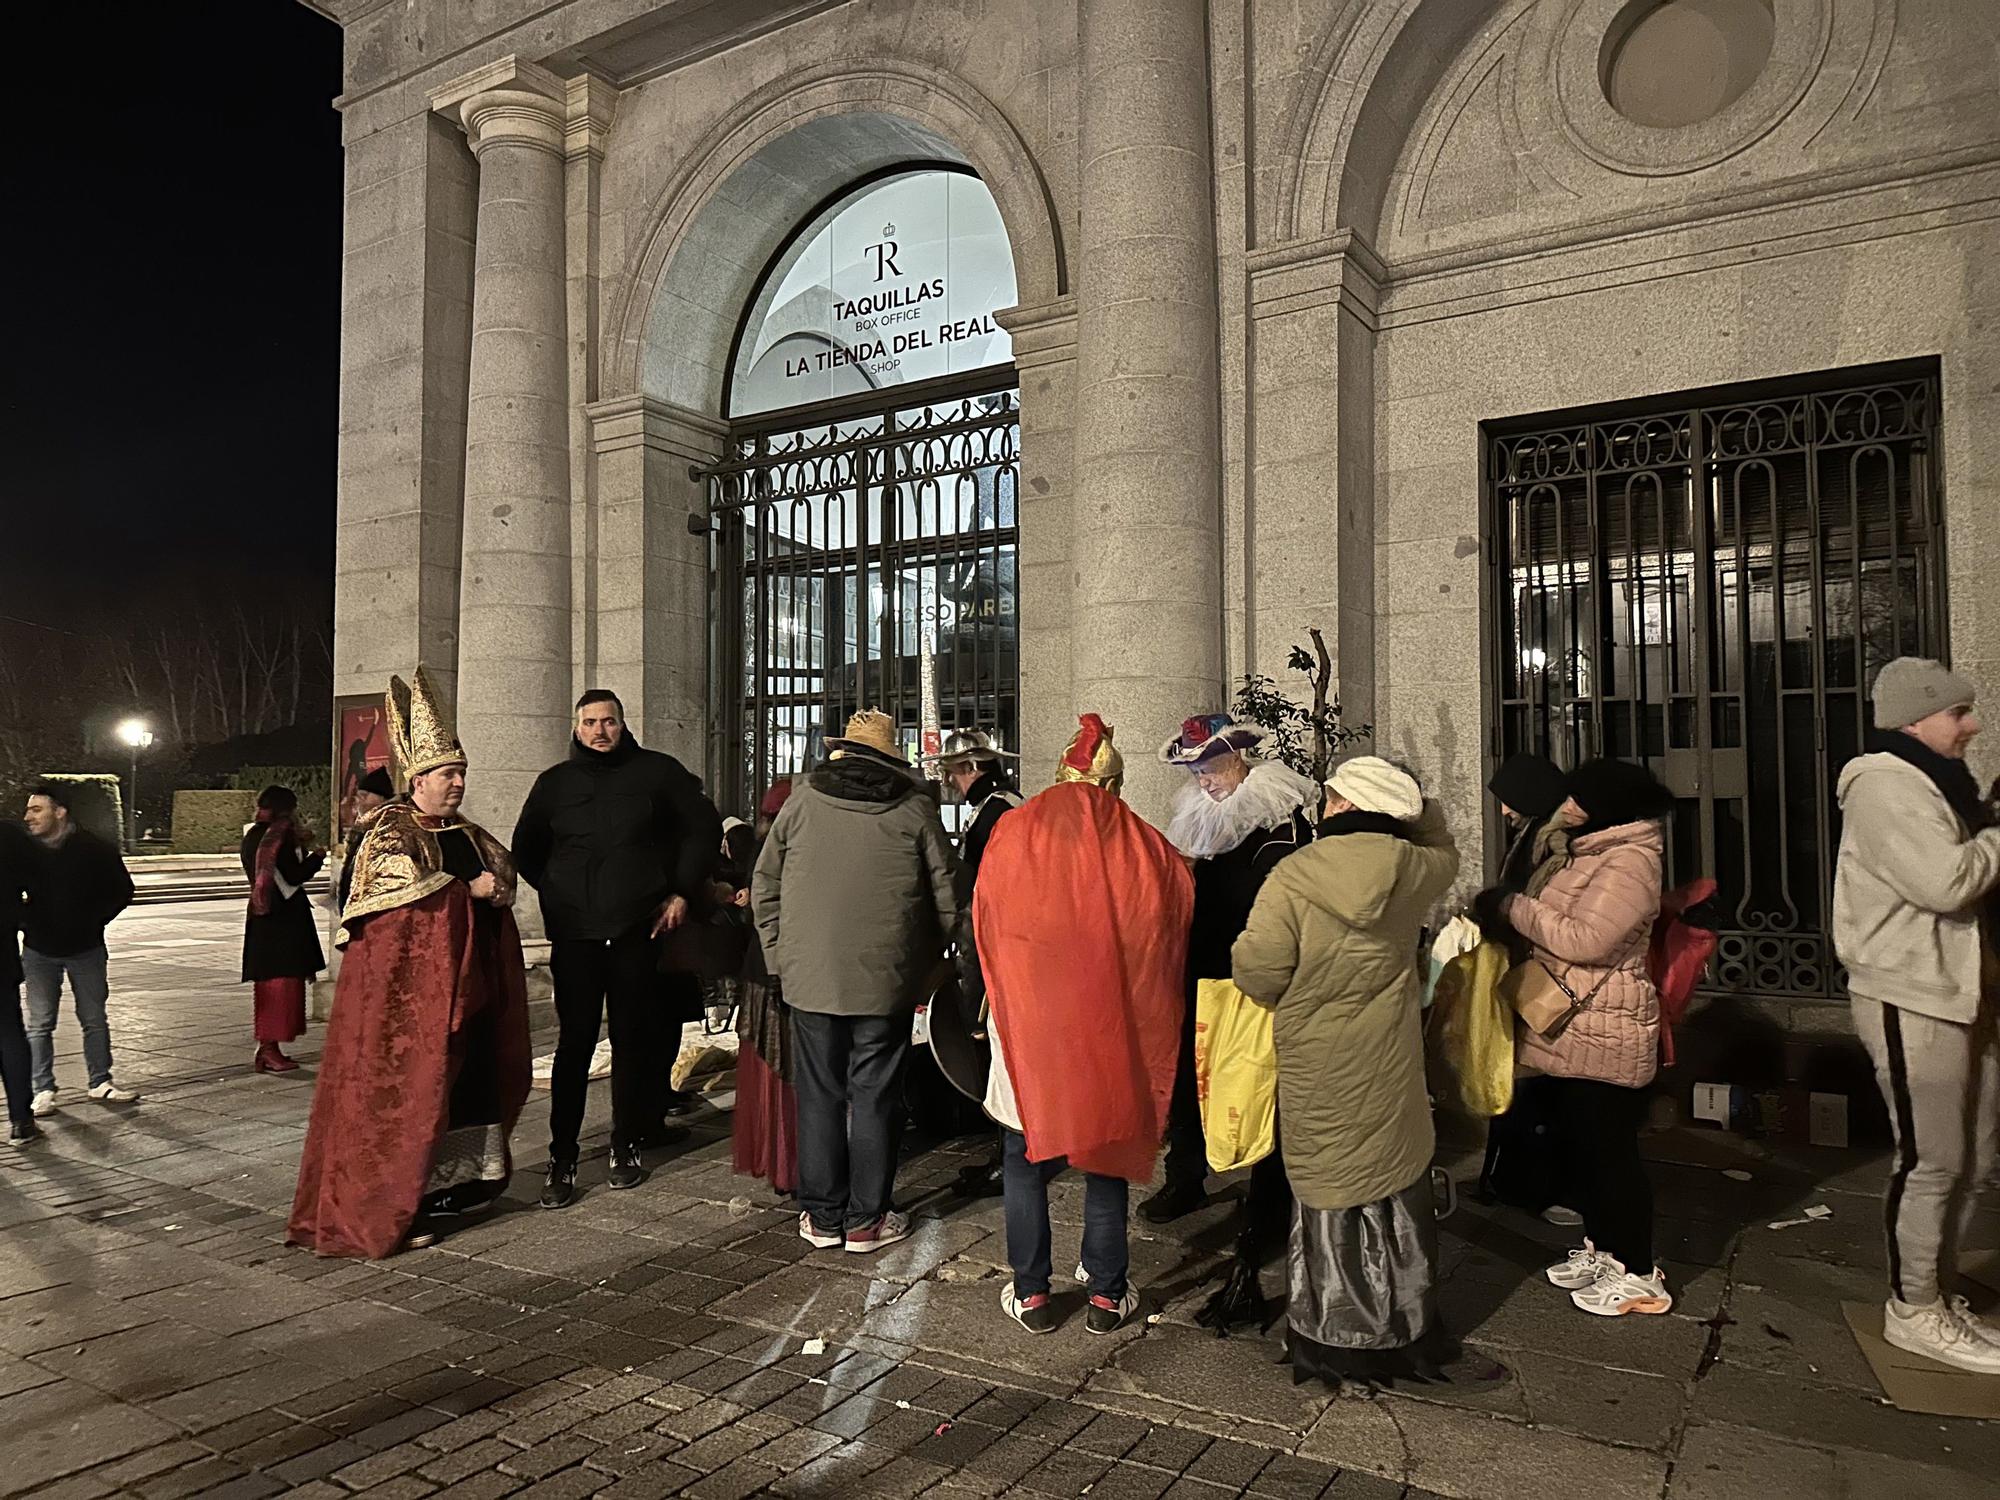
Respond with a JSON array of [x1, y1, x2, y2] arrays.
[[564, 74, 619, 163], [428, 55, 568, 158]]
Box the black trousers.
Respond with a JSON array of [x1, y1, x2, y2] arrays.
[[1162, 984, 1206, 1190], [547, 932, 659, 1160], [1547, 1077, 1654, 1272], [0, 983, 30, 1126], [790, 1007, 909, 1234]]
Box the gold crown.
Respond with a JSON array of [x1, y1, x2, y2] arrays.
[[1054, 713, 1124, 792], [385, 665, 466, 783]]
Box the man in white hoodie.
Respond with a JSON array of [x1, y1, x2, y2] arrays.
[[1833, 656, 2000, 1374]]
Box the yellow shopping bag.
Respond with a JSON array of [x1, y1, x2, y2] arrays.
[[1424, 940, 1515, 1118], [1194, 978, 1278, 1174]]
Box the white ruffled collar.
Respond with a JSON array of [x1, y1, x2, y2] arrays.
[[1164, 761, 1319, 859]]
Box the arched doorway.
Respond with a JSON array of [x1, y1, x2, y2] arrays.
[[696, 165, 1022, 816]]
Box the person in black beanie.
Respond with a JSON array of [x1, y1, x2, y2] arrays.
[[337, 767, 397, 912], [1471, 752, 1571, 1215], [513, 690, 722, 1208]]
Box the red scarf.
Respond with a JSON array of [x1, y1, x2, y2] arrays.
[[250, 809, 295, 917]]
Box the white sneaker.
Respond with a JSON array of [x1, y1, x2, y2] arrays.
[[1572, 1263, 1674, 1317], [1888, 1299, 2000, 1373], [843, 1211, 911, 1254], [1946, 1296, 2000, 1351], [88, 1082, 139, 1104], [797, 1212, 842, 1250], [1541, 1205, 1585, 1228], [30, 1089, 57, 1119], [1545, 1241, 1612, 1290]]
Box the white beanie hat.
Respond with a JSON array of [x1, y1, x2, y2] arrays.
[[1326, 756, 1423, 821]]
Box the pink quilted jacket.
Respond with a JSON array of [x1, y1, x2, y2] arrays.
[[1505, 820, 1664, 1089]]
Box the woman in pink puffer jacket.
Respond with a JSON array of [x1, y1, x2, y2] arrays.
[[1500, 759, 1672, 1321]]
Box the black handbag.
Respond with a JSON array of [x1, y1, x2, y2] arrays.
[[655, 906, 751, 983]]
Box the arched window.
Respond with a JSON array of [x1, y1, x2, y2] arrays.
[[699, 166, 1022, 814]]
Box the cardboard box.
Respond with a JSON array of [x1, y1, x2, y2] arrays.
[[1692, 1082, 1732, 1126], [1809, 1092, 1849, 1149]]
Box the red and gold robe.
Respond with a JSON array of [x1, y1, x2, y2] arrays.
[[289, 804, 531, 1258], [973, 781, 1193, 1181]]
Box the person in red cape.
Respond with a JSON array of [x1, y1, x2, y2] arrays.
[[975, 715, 1193, 1335], [288, 667, 532, 1258]]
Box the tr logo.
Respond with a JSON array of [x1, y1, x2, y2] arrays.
[[865, 227, 902, 282]]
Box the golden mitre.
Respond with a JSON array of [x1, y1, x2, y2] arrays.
[[1054, 713, 1124, 793], [385, 665, 467, 784]]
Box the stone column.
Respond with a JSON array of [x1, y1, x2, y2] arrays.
[[1074, 0, 1225, 816], [432, 62, 573, 835]]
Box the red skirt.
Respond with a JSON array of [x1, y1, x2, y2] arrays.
[[732, 1044, 798, 1194], [254, 978, 307, 1043]]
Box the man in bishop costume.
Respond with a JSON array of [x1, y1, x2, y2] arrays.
[[289, 667, 532, 1258]]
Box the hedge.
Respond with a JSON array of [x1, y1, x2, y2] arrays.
[[172, 789, 258, 854], [231, 765, 335, 833]]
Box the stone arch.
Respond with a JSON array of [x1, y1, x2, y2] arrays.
[[605, 60, 1067, 412], [1276, 0, 1498, 246]]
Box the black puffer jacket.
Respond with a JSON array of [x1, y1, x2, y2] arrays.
[[0, 822, 31, 988], [512, 733, 723, 942], [21, 827, 134, 958]]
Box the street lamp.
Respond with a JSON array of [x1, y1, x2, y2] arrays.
[[117, 718, 154, 850]]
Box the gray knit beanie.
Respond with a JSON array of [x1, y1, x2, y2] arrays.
[[1871, 657, 1976, 730]]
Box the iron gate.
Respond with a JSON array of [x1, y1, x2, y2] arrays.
[[697, 374, 1021, 813], [1482, 363, 1946, 1000]]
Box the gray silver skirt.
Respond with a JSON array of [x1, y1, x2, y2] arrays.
[[1287, 1170, 1440, 1352]]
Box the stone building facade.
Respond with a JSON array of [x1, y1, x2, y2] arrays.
[[314, 0, 2000, 1021]]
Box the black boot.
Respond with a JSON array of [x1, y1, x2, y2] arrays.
[[1139, 1179, 1208, 1224]]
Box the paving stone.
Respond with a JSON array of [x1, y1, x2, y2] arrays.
[[1185, 1436, 1275, 1488], [0, 1378, 182, 1493], [511, 1468, 605, 1500], [1667, 1424, 1840, 1500], [268, 1438, 374, 1486], [134, 1455, 256, 1500], [1504, 1348, 1685, 1450], [707, 1262, 902, 1341], [593, 1463, 703, 1500], [1121, 1423, 1211, 1474], [680, 1454, 780, 1500], [224, 1424, 344, 1470], [1689, 1360, 2000, 1479], [430, 1474, 527, 1500], [333, 1439, 439, 1488], [90, 1439, 214, 1487], [496, 1434, 604, 1481], [421, 1438, 520, 1485]]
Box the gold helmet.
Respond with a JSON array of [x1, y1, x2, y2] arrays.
[[1054, 713, 1124, 794], [385, 665, 466, 784]]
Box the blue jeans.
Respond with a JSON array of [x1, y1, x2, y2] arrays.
[[1002, 1128, 1129, 1300], [22, 946, 114, 1095], [789, 1008, 909, 1234]]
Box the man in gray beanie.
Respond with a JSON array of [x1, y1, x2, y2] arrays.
[[1832, 656, 2000, 1373]]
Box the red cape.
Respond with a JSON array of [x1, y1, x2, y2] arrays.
[[289, 884, 530, 1258], [974, 782, 1193, 1180]]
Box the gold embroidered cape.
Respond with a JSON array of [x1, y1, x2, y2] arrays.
[[337, 801, 516, 947]]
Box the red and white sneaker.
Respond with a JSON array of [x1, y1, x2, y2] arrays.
[[798, 1212, 842, 1250], [1000, 1281, 1057, 1335], [844, 1211, 912, 1254], [1570, 1262, 1673, 1317]]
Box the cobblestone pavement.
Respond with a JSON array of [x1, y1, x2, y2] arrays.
[[3, 900, 1997, 1499]]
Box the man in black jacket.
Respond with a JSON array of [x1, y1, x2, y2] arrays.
[[513, 690, 722, 1208], [1146, 717, 1317, 1224], [21, 784, 138, 1116], [1, 821, 39, 1144]]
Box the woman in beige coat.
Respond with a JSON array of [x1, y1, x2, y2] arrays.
[[1232, 757, 1464, 1388], [1495, 758, 1672, 1319]]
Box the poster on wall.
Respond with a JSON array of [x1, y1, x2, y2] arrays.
[[333, 694, 393, 838], [730, 168, 1018, 416]]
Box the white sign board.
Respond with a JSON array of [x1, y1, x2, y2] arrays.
[[729, 169, 1017, 417]]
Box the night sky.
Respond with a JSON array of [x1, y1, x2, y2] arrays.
[[0, 4, 343, 624]]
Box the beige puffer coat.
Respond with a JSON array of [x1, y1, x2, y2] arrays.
[[1231, 804, 1459, 1212], [1505, 820, 1664, 1089]]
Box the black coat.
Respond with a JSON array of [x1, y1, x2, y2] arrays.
[[1186, 809, 1314, 982], [240, 825, 328, 982], [950, 770, 1021, 1006], [0, 822, 31, 989], [21, 827, 134, 958], [512, 733, 723, 943]]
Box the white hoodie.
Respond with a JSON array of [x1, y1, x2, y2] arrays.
[[1832, 751, 2000, 1022]]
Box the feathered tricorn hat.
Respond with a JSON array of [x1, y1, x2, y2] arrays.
[[385, 665, 466, 784], [1054, 713, 1124, 792]]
